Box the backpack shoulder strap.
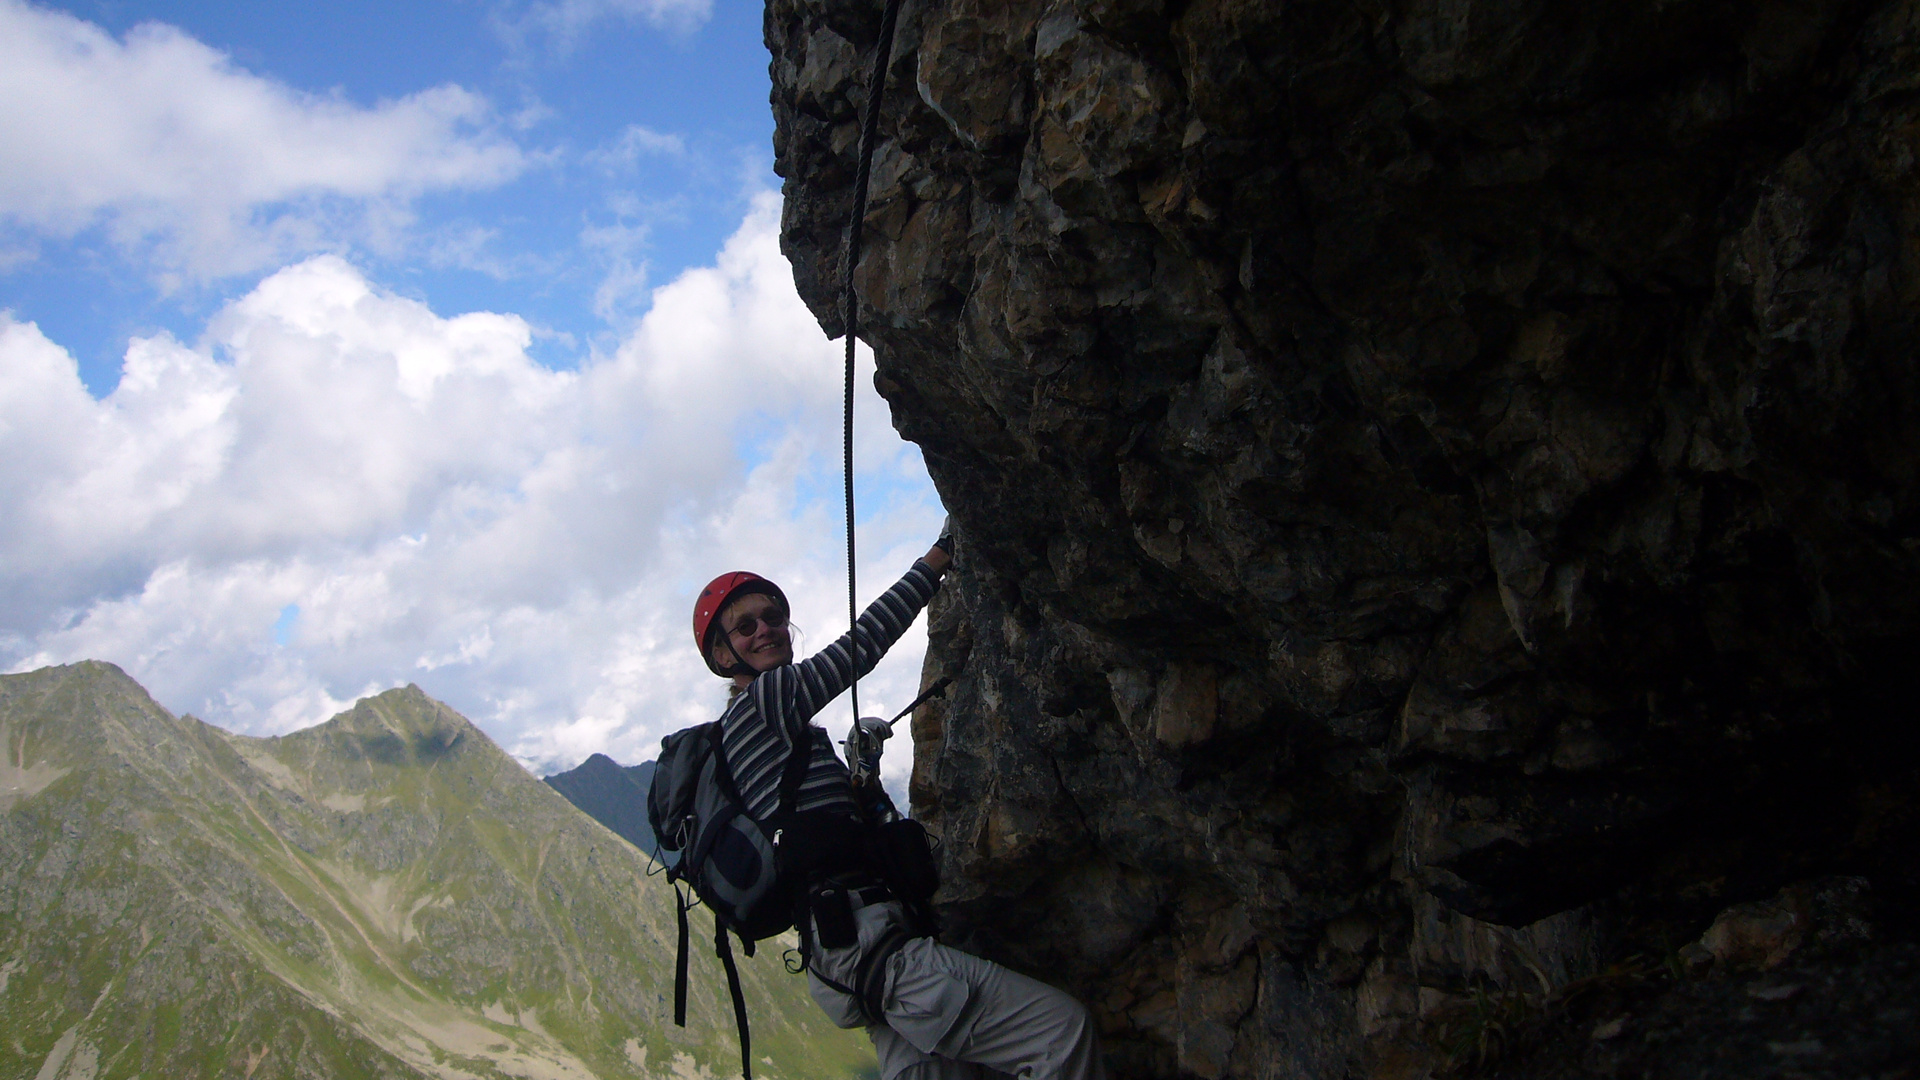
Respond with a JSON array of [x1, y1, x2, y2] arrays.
[[711, 698, 811, 820], [705, 721, 744, 802], [651, 721, 719, 853], [775, 724, 812, 816]]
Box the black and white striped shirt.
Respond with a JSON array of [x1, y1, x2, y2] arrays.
[[719, 561, 941, 820]]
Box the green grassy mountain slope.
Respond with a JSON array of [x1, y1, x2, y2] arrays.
[[0, 662, 871, 1080]]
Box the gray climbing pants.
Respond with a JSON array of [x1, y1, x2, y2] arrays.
[[808, 900, 1105, 1080]]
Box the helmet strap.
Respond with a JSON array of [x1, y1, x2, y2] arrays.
[[722, 632, 753, 678], [708, 620, 754, 679]]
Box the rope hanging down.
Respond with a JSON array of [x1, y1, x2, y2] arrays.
[[841, 0, 905, 726]]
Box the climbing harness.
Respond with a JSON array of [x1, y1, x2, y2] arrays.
[[842, 0, 907, 729]]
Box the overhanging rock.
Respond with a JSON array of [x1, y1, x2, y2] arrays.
[[768, 0, 1920, 1074]]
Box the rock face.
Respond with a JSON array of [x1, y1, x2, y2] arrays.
[[765, 0, 1920, 1075], [0, 663, 868, 1080]]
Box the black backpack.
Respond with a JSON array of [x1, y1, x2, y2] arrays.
[[647, 718, 942, 1080], [649, 720, 802, 932], [647, 719, 862, 1080]]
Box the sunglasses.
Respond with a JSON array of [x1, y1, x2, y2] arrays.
[[726, 608, 789, 638]]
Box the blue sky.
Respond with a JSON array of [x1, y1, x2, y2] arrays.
[[13, 0, 781, 392], [0, 0, 946, 791]]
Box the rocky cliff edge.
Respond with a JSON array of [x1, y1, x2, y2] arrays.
[[766, 0, 1920, 1075]]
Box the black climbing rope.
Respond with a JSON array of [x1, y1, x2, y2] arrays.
[[842, 0, 905, 725]]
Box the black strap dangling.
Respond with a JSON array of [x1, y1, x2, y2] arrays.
[[715, 920, 753, 1080], [673, 884, 691, 1027]]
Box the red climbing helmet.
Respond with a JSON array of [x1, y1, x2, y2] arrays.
[[692, 571, 789, 676]]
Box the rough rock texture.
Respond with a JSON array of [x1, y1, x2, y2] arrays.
[[767, 0, 1920, 1076], [1481, 878, 1920, 1079]]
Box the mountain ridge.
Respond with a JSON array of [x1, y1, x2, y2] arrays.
[[0, 661, 869, 1080], [543, 754, 660, 856]]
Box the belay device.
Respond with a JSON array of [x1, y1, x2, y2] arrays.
[[845, 676, 954, 788]]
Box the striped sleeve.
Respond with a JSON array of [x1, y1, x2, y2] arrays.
[[724, 560, 941, 819], [752, 560, 941, 732]]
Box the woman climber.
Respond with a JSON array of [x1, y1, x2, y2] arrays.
[[689, 531, 1106, 1080]]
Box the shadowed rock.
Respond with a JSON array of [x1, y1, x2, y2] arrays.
[[767, 0, 1920, 1074]]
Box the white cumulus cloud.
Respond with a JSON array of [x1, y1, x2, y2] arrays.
[[510, 0, 714, 48], [0, 0, 527, 281], [1, 192, 944, 789]]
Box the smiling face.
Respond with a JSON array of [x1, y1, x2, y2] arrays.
[[711, 591, 793, 678]]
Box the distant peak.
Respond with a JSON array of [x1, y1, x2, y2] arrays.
[[338, 685, 469, 733], [372, 683, 440, 709], [32, 659, 142, 692], [285, 685, 507, 773], [545, 752, 626, 783], [2, 659, 171, 721]]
